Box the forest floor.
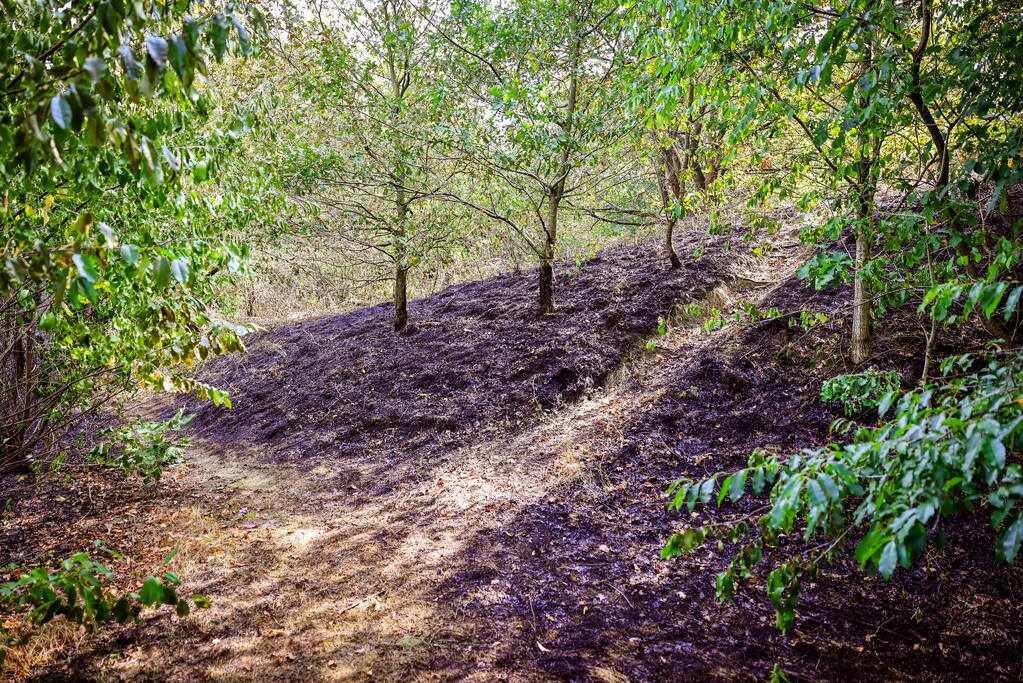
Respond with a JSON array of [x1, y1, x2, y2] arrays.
[[2, 220, 1022, 681]]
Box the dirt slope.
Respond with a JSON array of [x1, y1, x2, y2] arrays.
[[183, 238, 729, 468]]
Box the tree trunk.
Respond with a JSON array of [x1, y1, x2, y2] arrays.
[[850, 228, 872, 364], [848, 39, 879, 365], [392, 195, 410, 331], [539, 187, 561, 315], [665, 217, 681, 269], [393, 263, 408, 332], [653, 151, 682, 269], [537, 31, 582, 315], [385, 11, 412, 333], [538, 260, 555, 315], [1, 315, 40, 475]]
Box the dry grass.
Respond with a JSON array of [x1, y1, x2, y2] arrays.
[[2, 618, 88, 682]]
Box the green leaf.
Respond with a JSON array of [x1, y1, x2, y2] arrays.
[[997, 515, 1023, 563], [98, 222, 117, 246], [816, 473, 840, 501], [170, 259, 189, 284], [168, 35, 188, 77], [83, 57, 106, 82], [878, 541, 897, 579], [162, 545, 180, 566], [161, 585, 178, 606], [50, 94, 72, 130], [118, 45, 143, 80], [717, 474, 733, 506], [1004, 285, 1022, 322], [145, 35, 169, 68], [154, 257, 171, 288], [211, 19, 228, 60], [120, 244, 140, 264], [138, 577, 163, 606], [72, 254, 99, 284]]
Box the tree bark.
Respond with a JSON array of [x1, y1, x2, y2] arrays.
[[539, 185, 561, 315], [1, 315, 40, 474], [665, 217, 681, 269], [653, 150, 681, 269], [393, 263, 408, 331], [392, 187, 410, 331], [850, 228, 872, 364], [850, 43, 878, 365]]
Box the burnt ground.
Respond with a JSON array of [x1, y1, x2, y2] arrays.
[[2, 220, 1022, 681], [181, 236, 729, 466]]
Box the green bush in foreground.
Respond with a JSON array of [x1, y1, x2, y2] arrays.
[[663, 351, 1023, 633]]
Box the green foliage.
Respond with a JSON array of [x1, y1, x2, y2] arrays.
[[820, 370, 901, 417], [0, 546, 209, 671], [663, 351, 1023, 633], [642, 0, 1023, 362], [770, 663, 789, 683], [1, 0, 274, 470], [700, 300, 780, 333], [87, 409, 193, 483], [645, 315, 669, 350]]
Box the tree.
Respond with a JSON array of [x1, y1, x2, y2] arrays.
[[643, 72, 731, 269], [0, 0, 271, 667], [271, 0, 463, 332], [0, 0, 265, 471], [442, 0, 637, 314], [645, 0, 1023, 634]]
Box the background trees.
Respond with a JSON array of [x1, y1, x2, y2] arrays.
[[647, 0, 1023, 633], [440, 0, 640, 314], [268, 0, 473, 331], [644, 0, 1022, 362]]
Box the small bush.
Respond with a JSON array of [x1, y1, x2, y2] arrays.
[[663, 351, 1023, 633], [88, 409, 193, 484], [820, 369, 901, 416], [1, 546, 210, 671]]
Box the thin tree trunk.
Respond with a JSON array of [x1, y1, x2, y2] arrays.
[[665, 217, 681, 269], [385, 12, 411, 333], [653, 151, 681, 269], [393, 188, 410, 331], [2, 319, 39, 474], [850, 44, 877, 365], [539, 185, 561, 315], [850, 228, 872, 364], [538, 31, 582, 315], [393, 262, 408, 331]]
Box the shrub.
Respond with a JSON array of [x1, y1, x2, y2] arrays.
[[820, 369, 902, 416], [662, 351, 1023, 633]]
